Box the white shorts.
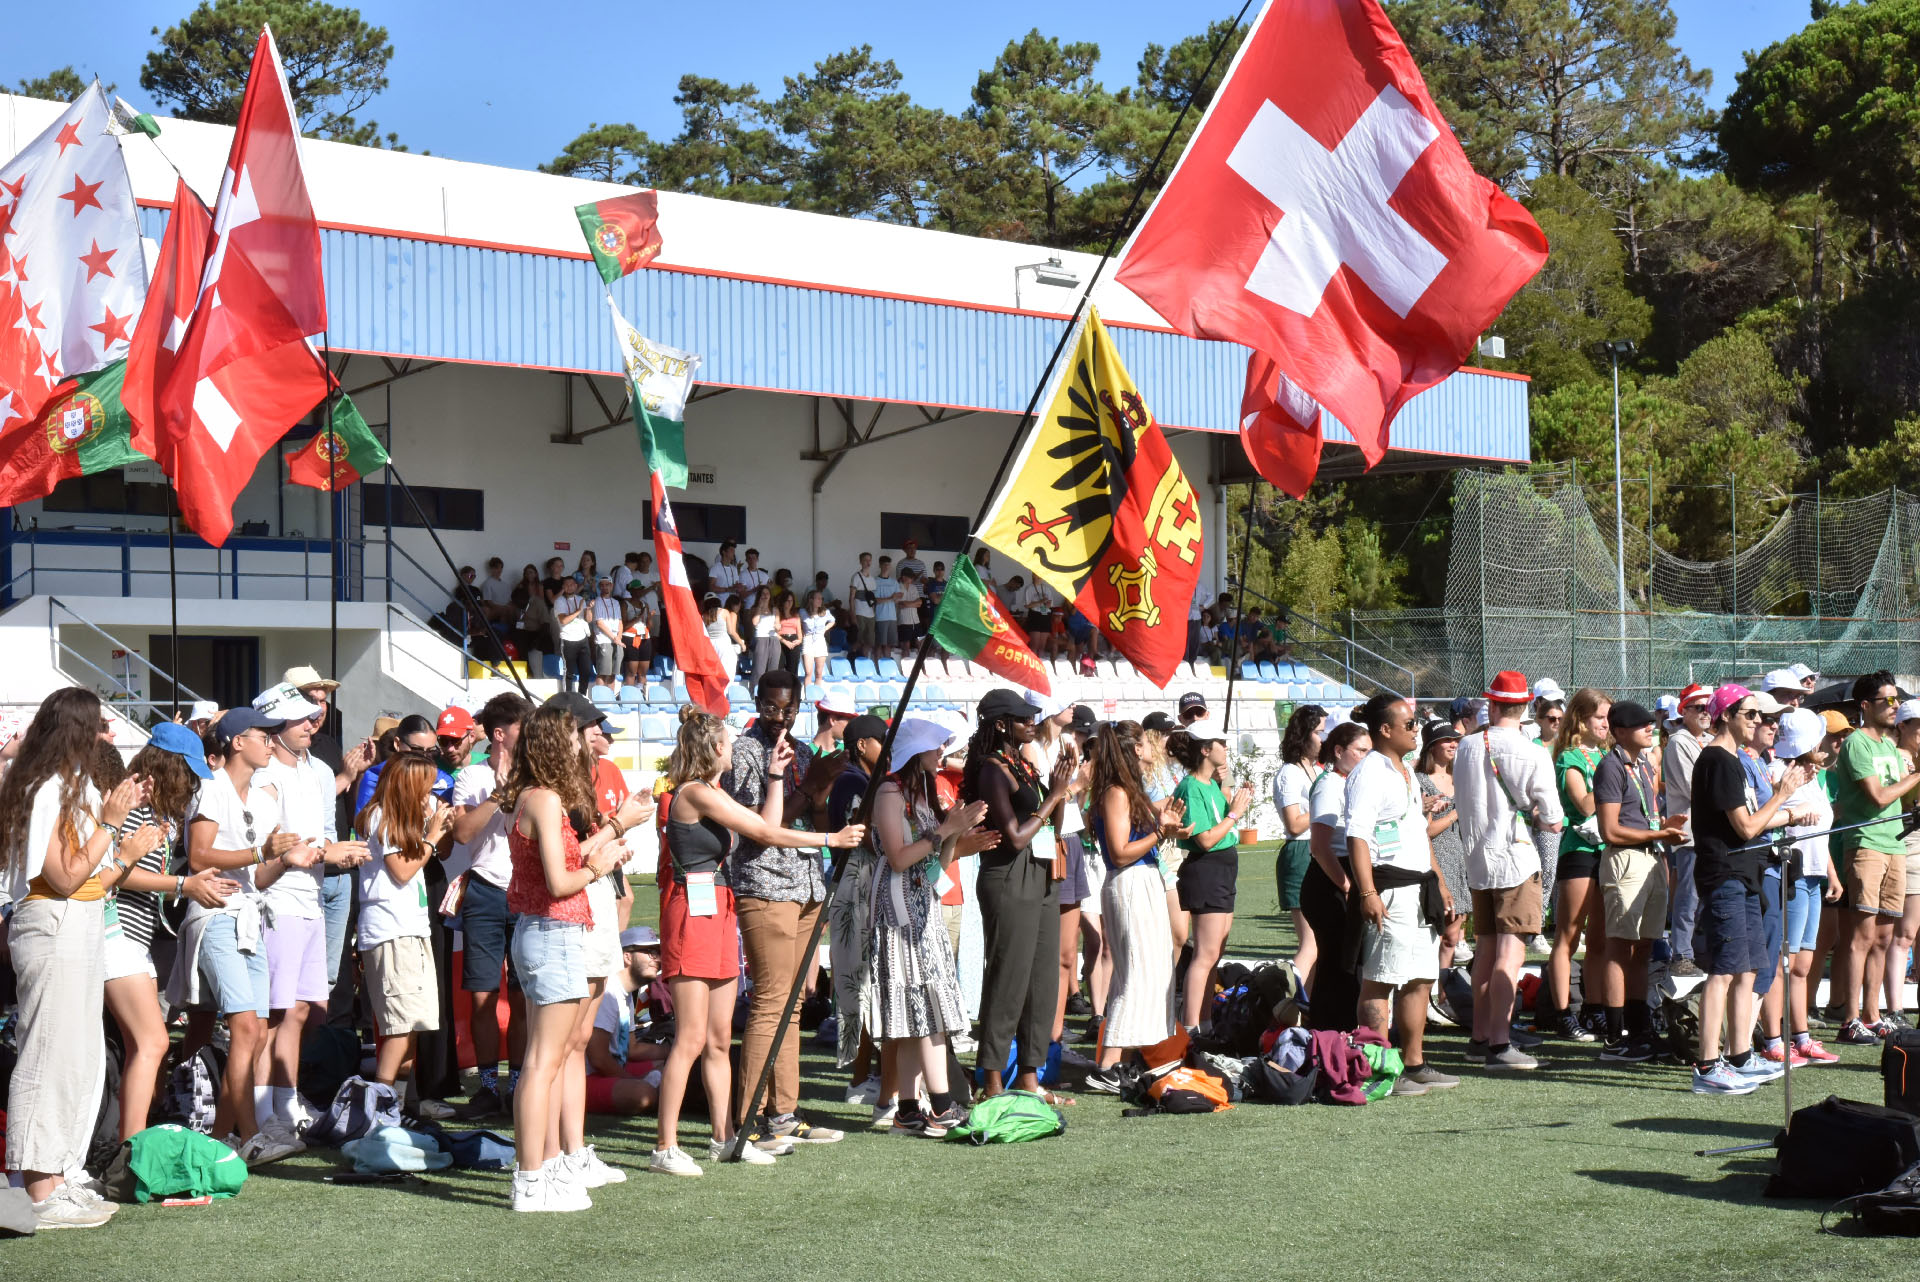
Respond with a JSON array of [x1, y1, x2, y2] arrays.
[[582, 877, 622, 979], [104, 927, 156, 983], [1358, 883, 1439, 988], [1081, 853, 1107, 919]]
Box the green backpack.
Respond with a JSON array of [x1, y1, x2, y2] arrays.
[[944, 1090, 1066, 1145], [1359, 1044, 1404, 1102]]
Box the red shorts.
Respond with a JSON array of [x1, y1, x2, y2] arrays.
[[659, 874, 741, 981], [585, 1070, 652, 1113]]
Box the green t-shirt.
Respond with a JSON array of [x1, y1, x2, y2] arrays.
[[1556, 745, 1604, 854], [1174, 773, 1237, 855], [1832, 729, 1907, 855]]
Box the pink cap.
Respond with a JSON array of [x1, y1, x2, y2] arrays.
[[1706, 683, 1752, 724]]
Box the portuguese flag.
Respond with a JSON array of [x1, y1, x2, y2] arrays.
[[0, 359, 145, 506], [928, 556, 1050, 695], [285, 395, 388, 491], [575, 190, 663, 284]]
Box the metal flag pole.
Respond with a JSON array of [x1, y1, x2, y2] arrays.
[[323, 335, 340, 691], [722, 0, 1258, 1159], [166, 489, 181, 718]]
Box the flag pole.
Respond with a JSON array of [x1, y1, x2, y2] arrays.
[[722, 2, 1257, 1158], [323, 334, 340, 692], [1220, 481, 1259, 736], [166, 488, 181, 720]]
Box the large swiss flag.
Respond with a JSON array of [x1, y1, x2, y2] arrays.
[[146, 25, 329, 545], [1115, 0, 1546, 478]]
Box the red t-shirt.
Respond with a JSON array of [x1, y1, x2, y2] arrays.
[[595, 757, 629, 817], [936, 769, 964, 906]]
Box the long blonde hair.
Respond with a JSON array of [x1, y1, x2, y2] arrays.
[[1556, 687, 1610, 756], [667, 707, 729, 787]]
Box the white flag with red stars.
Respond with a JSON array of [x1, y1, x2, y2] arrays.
[[0, 84, 147, 432]]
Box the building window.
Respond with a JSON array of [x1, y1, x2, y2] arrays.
[[880, 512, 969, 552], [643, 501, 746, 545], [42, 472, 174, 517], [364, 484, 485, 531]]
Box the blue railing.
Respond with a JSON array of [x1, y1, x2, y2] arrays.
[[2, 527, 350, 606]]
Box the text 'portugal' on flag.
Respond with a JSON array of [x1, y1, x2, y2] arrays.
[[977, 308, 1203, 689], [575, 191, 663, 284], [927, 557, 1050, 696], [285, 394, 387, 491]]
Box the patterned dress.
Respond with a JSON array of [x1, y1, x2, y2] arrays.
[[1419, 771, 1468, 906], [859, 783, 967, 1040]]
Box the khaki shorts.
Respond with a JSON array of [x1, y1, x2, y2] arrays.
[[1471, 874, 1542, 938], [361, 936, 440, 1037], [1847, 846, 1908, 917], [1602, 845, 1669, 941]]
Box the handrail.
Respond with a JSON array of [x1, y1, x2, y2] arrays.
[[48, 596, 211, 708], [382, 601, 527, 696], [1224, 583, 1416, 701]]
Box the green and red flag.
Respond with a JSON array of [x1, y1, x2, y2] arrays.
[[284, 394, 388, 491], [575, 190, 663, 284], [0, 359, 144, 506], [928, 556, 1050, 695]]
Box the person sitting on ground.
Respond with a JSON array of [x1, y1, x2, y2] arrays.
[[584, 927, 670, 1116]]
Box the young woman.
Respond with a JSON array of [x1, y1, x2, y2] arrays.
[[1417, 722, 1468, 973], [1888, 707, 1920, 1034], [800, 590, 834, 690], [499, 705, 645, 1211], [0, 689, 157, 1228], [746, 585, 780, 693], [964, 689, 1077, 1099], [1769, 710, 1842, 1064], [107, 726, 237, 1146], [355, 754, 456, 1098], [1140, 712, 1188, 952], [651, 710, 866, 1176], [1273, 705, 1327, 987], [574, 550, 599, 589], [1170, 726, 1254, 1035], [1086, 722, 1185, 1092], [896, 570, 924, 651], [776, 594, 804, 679], [1533, 696, 1568, 919], [1303, 721, 1371, 1032], [1028, 702, 1094, 1053], [1544, 687, 1611, 1041], [864, 719, 998, 1137]]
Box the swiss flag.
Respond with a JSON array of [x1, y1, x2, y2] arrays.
[[1115, 0, 1547, 478], [1241, 354, 1324, 499], [649, 469, 732, 717], [122, 177, 211, 474], [146, 25, 329, 545]]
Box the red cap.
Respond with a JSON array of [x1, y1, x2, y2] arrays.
[[436, 706, 475, 737], [1678, 683, 1711, 709], [1485, 670, 1530, 704]]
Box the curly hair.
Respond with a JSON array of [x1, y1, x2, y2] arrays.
[[125, 741, 199, 835], [0, 687, 104, 882], [667, 706, 731, 788], [1166, 729, 1211, 773], [961, 714, 1022, 804], [1089, 721, 1155, 837], [495, 703, 594, 818], [1280, 704, 1328, 767]]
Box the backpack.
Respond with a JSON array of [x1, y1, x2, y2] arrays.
[[944, 1091, 1066, 1145], [1247, 1056, 1318, 1105], [1830, 1160, 1920, 1236], [299, 1025, 362, 1117], [308, 1076, 402, 1148], [164, 1044, 228, 1135], [1433, 965, 1474, 1029], [1768, 1096, 1920, 1200], [1140, 1066, 1233, 1114], [1205, 962, 1296, 1056], [1657, 988, 1704, 1064]]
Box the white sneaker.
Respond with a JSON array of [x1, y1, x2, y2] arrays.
[[844, 1075, 881, 1106], [511, 1169, 549, 1212], [413, 1098, 458, 1120], [950, 1032, 978, 1056], [870, 1100, 898, 1130], [238, 1127, 305, 1166], [539, 1157, 593, 1210], [648, 1146, 703, 1177], [60, 1168, 117, 1214], [565, 1144, 627, 1187], [710, 1137, 776, 1165], [32, 1184, 113, 1230]]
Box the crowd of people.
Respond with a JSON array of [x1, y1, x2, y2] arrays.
[[1, 647, 1912, 1226]]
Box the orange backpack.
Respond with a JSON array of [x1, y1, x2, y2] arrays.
[[1145, 1065, 1232, 1113]]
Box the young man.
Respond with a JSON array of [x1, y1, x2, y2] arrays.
[[1689, 684, 1811, 1094], [896, 539, 927, 584], [710, 540, 742, 594], [589, 576, 625, 691], [585, 928, 670, 1115], [1763, 669, 1806, 710], [1662, 683, 1715, 976], [282, 664, 374, 1002], [1346, 695, 1457, 1094], [1178, 692, 1209, 728], [1593, 701, 1687, 1063], [737, 548, 770, 594], [811, 690, 856, 756], [478, 558, 515, 622], [553, 575, 593, 695], [1453, 671, 1560, 1071], [1828, 670, 1920, 1044], [435, 705, 480, 775], [254, 683, 370, 1132], [449, 691, 533, 1118], [872, 555, 900, 659], [848, 552, 878, 658]]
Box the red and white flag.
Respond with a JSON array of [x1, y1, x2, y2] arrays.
[[122, 177, 211, 473], [1115, 0, 1547, 481], [147, 25, 330, 545], [0, 85, 148, 432], [649, 469, 732, 717], [1240, 353, 1324, 499]]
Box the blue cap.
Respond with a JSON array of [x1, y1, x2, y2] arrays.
[[214, 706, 284, 741], [149, 720, 214, 779]]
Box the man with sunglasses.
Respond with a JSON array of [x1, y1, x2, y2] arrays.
[[1829, 670, 1920, 1044], [1662, 683, 1715, 977]]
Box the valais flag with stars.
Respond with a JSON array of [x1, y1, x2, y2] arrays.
[[1114, 0, 1547, 496], [0, 85, 147, 437], [135, 25, 330, 545]]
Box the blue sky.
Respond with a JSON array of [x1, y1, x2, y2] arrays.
[[4, 0, 1817, 171]]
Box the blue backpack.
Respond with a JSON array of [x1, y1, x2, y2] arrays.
[[308, 1076, 402, 1148]]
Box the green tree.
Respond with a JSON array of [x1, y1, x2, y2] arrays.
[[539, 123, 652, 184], [646, 76, 793, 205], [966, 30, 1117, 244], [1827, 414, 1920, 497], [140, 0, 403, 147], [769, 46, 951, 225], [15, 67, 100, 100]]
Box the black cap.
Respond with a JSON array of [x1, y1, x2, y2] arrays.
[[544, 690, 608, 730], [1177, 691, 1207, 713], [1423, 720, 1461, 748], [1142, 711, 1176, 734], [1069, 705, 1098, 734], [978, 688, 1041, 723], [844, 714, 888, 748], [1608, 700, 1656, 731], [1448, 696, 1476, 722]]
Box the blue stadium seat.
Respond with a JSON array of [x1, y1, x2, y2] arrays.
[[852, 656, 877, 680], [828, 655, 854, 679], [1257, 661, 1280, 682], [590, 686, 617, 706], [725, 680, 751, 703], [855, 683, 883, 707], [617, 686, 648, 706], [640, 713, 673, 741], [540, 654, 562, 679], [646, 683, 677, 706], [876, 656, 902, 679]]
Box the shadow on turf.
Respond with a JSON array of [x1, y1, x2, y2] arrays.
[[1580, 1165, 1775, 1205]]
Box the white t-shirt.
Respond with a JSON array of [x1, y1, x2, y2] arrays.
[[753, 612, 780, 640], [711, 562, 741, 592], [1308, 769, 1348, 862], [1454, 725, 1561, 891], [1274, 761, 1317, 836], [357, 805, 434, 946], [187, 768, 275, 922], [590, 595, 624, 641], [1778, 770, 1833, 879], [591, 986, 636, 1069], [738, 567, 769, 593], [1343, 752, 1430, 873], [7, 775, 102, 903], [555, 594, 589, 642], [479, 575, 514, 607], [850, 569, 876, 618], [1035, 735, 1084, 837], [258, 752, 337, 920], [451, 762, 512, 888]]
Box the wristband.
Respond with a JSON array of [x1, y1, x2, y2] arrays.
[[254, 847, 265, 865], [1361, 890, 1379, 899], [175, 875, 186, 899]]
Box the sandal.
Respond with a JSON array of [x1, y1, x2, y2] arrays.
[[1039, 1089, 1077, 1108]]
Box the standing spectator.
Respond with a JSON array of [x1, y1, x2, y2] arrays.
[[1186, 591, 1208, 664], [574, 550, 600, 590], [1, 689, 161, 1228], [589, 577, 625, 692], [1417, 722, 1468, 974], [801, 589, 834, 690], [1663, 683, 1714, 976], [1273, 705, 1327, 985], [478, 557, 516, 622], [872, 556, 900, 659], [826, 715, 889, 1104], [971, 547, 997, 597], [811, 570, 840, 607], [1140, 711, 1188, 953], [540, 557, 567, 602], [1346, 694, 1458, 1092], [1886, 701, 1920, 1032], [1305, 722, 1372, 1033], [776, 593, 804, 680], [849, 552, 878, 658], [897, 570, 925, 652], [737, 548, 770, 594], [553, 576, 593, 695], [282, 664, 372, 1003], [926, 561, 949, 611], [624, 551, 656, 600], [710, 540, 742, 594], [1544, 687, 1612, 1041], [1454, 673, 1559, 1070], [449, 691, 534, 1119], [622, 584, 654, 690], [700, 594, 742, 675], [1769, 709, 1843, 1064], [515, 580, 557, 675], [897, 539, 927, 584], [746, 586, 781, 693], [1170, 724, 1253, 1036]]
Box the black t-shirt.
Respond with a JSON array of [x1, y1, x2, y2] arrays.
[[541, 576, 565, 601], [827, 765, 870, 832], [1691, 744, 1760, 892]]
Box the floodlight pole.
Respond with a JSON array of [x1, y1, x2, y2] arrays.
[[1609, 341, 1631, 687]]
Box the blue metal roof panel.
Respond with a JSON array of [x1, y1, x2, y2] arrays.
[[133, 209, 1527, 462]]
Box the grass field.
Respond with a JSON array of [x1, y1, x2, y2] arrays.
[[10, 855, 1909, 1280]]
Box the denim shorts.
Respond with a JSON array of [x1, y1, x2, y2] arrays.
[[509, 913, 588, 1007], [1696, 877, 1770, 978], [1783, 875, 1828, 954], [1751, 870, 1784, 995], [199, 911, 270, 1017]]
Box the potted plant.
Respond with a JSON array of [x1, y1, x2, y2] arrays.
[[1229, 734, 1278, 845]]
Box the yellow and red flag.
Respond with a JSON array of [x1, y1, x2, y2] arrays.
[[977, 309, 1204, 687]]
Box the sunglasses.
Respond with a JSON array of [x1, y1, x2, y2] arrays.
[[1735, 708, 1762, 721], [1880, 695, 1903, 708], [1394, 717, 1418, 731]]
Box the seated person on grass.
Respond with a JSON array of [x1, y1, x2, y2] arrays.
[[585, 927, 671, 1115]]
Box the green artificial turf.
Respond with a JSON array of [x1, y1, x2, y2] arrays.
[[9, 858, 1907, 1280]]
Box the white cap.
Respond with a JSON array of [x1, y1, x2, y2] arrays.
[[1024, 689, 1071, 721], [1776, 707, 1826, 760], [1789, 663, 1817, 682], [1898, 698, 1920, 726], [187, 700, 219, 723], [1475, 702, 1490, 727], [1763, 668, 1801, 694], [1184, 723, 1229, 744], [815, 691, 857, 717], [1751, 691, 1787, 716], [889, 715, 959, 773], [1532, 678, 1566, 702], [254, 682, 324, 724]]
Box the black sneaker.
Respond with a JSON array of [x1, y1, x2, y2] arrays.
[[453, 1085, 504, 1120], [1579, 1007, 1611, 1038], [1552, 1012, 1596, 1043], [919, 1104, 968, 1138], [1838, 1018, 1882, 1045], [1083, 1066, 1125, 1095], [1065, 992, 1093, 1017], [1507, 1024, 1546, 1050], [1599, 1038, 1656, 1064]]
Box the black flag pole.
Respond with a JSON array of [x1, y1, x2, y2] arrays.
[[323, 336, 340, 692], [723, 0, 1257, 1158]]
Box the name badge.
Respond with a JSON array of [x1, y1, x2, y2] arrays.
[[1031, 827, 1058, 865], [935, 870, 955, 898], [685, 871, 718, 917], [1373, 817, 1403, 858]]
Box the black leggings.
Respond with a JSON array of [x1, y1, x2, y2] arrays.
[[1300, 859, 1358, 1032], [560, 638, 592, 693]]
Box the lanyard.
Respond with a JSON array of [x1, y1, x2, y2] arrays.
[[1481, 729, 1535, 827], [1611, 747, 1657, 822]]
